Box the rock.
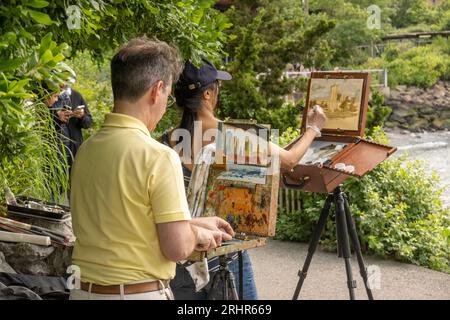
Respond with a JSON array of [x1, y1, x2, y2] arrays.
[[390, 106, 417, 118], [0, 251, 16, 273], [408, 118, 430, 131], [395, 85, 407, 91], [443, 119, 450, 130], [418, 106, 436, 116], [0, 242, 54, 275], [0, 241, 71, 276], [440, 109, 450, 119], [389, 114, 406, 123], [384, 121, 397, 128], [389, 90, 402, 100], [415, 97, 425, 104], [400, 126, 410, 132], [403, 95, 413, 103], [432, 118, 445, 129], [425, 95, 439, 106]]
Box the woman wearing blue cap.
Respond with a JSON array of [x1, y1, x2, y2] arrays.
[[161, 58, 326, 300]]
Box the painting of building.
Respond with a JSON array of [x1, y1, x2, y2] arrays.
[[309, 78, 364, 131]]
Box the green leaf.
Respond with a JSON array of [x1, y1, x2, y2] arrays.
[[28, 10, 53, 25], [39, 32, 53, 54], [0, 58, 27, 72], [40, 49, 53, 64], [53, 53, 65, 63], [9, 79, 30, 92], [25, 0, 49, 8]]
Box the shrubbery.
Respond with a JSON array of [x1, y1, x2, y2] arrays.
[[275, 127, 450, 273], [364, 38, 450, 88]]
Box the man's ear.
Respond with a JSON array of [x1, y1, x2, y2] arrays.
[[149, 80, 164, 103]]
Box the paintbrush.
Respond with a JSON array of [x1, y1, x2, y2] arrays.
[[0, 216, 67, 239], [0, 222, 67, 245]]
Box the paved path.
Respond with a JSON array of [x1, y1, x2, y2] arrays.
[[248, 240, 450, 300]]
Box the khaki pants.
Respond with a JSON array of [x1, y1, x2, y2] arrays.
[[69, 282, 174, 300]]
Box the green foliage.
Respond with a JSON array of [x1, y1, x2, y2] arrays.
[[0, 100, 70, 203], [219, 1, 334, 131], [69, 51, 112, 139], [345, 152, 450, 272], [0, 1, 230, 205], [391, 0, 442, 29], [310, 0, 384, 66], [365, 91, 392, 137], [388, 45, 450, 88], [364, 38, 450, 88], [276, 129, 450, 273]]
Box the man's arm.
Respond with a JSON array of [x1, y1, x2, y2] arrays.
[[151, 151, 231, 262], [156, 221, 224, 261]]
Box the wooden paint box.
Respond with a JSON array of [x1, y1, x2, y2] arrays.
[[282, 71, 396, 193]]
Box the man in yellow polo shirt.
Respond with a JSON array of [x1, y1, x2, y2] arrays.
[[69, 38, 234, 300]]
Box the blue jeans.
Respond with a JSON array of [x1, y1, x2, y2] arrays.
[[228, 250, 258, 300]]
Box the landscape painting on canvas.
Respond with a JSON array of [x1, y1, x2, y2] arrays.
[[308, 78, 364, 131]]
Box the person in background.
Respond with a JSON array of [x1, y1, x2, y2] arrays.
[[53, 74, 93, 172], [162, 58, 327, 300]]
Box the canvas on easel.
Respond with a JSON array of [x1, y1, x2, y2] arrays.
[[282, 71, 397, 193], [200, 121, 279, 237]]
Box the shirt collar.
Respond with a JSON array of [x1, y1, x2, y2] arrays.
[[103, 113, 151, 137]]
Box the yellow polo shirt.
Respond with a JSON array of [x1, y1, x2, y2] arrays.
[[70, 113, 191, 285]]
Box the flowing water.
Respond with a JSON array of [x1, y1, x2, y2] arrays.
[[386, 130, 450, 207]]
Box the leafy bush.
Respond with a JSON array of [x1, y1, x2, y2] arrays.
[[345, 153, 449, 272], [0, 100, 70, 206], [365, 91, 392, 136], [276, 128, 450, 273], [364, 38, 450, 88], [69, 51, 113, 139], [0, 1, 230, 206]]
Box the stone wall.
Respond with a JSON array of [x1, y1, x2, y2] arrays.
[[0, 216, 73, 276], [384, 81, 450, 131]]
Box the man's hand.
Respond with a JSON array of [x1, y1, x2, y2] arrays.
[[191, 217, 234, 241], [306, 105, 327, 130], [191, 225, 224, 251], [72, 107, 85, 119], [56, 109, 72, 123]]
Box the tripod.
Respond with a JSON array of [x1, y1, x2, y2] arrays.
[[292, 185, 374, 300], [207, 254, 239, 300]]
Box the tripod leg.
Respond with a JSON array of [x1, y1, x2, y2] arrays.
[[223, 270, 228, 300], [227, 269, 239, 300], [343, 194, 374, 300], [207, 271, 222, 300], [238, 251, 243, 299], [334, 187, 356, 300], [292, 194, 333, 300]]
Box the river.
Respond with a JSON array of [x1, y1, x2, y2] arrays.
[[386, 130, 450, 207]]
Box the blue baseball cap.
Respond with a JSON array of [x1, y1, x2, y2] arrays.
[[178, 58, 232, 91]]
